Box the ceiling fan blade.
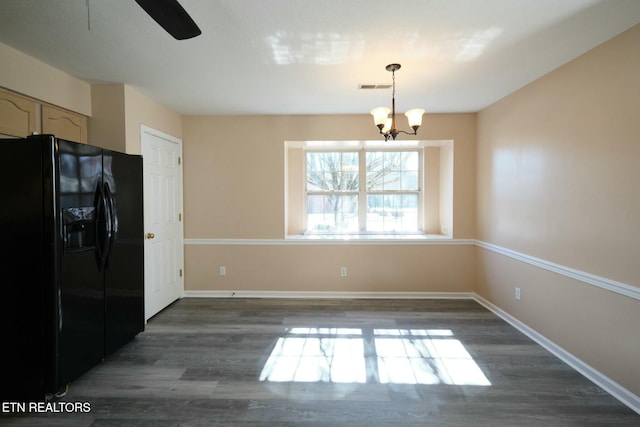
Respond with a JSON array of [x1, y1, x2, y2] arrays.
[[135, 0, 201, 40]]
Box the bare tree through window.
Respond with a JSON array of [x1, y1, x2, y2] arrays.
[[306, 150, 420, 233]]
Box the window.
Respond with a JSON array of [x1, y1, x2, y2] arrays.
[[305, 149, 422, 234]]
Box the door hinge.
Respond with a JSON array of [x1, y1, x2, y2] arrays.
[[178, 157, 181, 165], [178, 213, 182, 221], [180, 269, 183, 277]]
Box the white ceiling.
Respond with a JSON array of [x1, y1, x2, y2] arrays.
[[0, 0, 639, 115]]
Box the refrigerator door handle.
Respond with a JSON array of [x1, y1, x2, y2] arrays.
[[94, 182, 112, 272], [94, 184, 105, 270], [104, 182, 116, 269]]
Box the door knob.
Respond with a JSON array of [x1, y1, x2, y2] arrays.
[[146, 232, 155, 239]]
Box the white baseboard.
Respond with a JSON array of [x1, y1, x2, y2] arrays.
[[473, 294, 640, 415]]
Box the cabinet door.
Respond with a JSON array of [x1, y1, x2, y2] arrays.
[[0, 90, 36, 137], [42, 105, 88, 144]]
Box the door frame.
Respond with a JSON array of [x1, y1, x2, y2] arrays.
[[140, 125, 184, 321]]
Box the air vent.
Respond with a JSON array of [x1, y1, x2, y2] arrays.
[[358, 84, 392, 90]]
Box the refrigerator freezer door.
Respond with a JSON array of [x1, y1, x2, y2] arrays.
[[56, 139, 105, 388]]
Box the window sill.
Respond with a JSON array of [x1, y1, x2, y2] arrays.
[[286, 234, 453, 242], [184, 237, 473, 246]]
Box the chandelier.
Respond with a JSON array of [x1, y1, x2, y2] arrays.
[[370, 64, 425, 141]]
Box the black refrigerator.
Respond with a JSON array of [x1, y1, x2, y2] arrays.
[[0, 134, 144, 402]]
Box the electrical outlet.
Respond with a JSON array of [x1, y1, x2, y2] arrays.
[[340, 267, 347, 277], [515, 287, 521, 300], [219, 266, 226, 276]]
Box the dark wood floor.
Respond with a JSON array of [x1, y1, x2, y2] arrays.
[[3, 298, 639, 426]]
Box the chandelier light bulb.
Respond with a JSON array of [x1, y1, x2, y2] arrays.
[[405, 109, 425, 129], [370, 107, 391, 128]]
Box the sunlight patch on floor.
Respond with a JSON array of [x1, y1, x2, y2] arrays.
[[259, 328, 491, 386]]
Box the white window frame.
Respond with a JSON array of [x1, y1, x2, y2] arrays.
[[304, 147, 424, 235]]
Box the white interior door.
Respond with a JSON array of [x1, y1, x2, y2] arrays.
[[141, 125, 184, 320]]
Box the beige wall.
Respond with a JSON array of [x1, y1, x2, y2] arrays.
[[90, 84, 182, 154], [476, 25, 640, 396], [182, 113, 477, 294], [183, 114, 476, 239], [80, 83, 183, 154], [123, 85, 182, 154], [89, 84, 126, 152], [285, 146, 305, 236], [423, 147, 441, 234], [439, 142, 454, 236], [186, 243, 475, 293], [0, 42, 91, 116]]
